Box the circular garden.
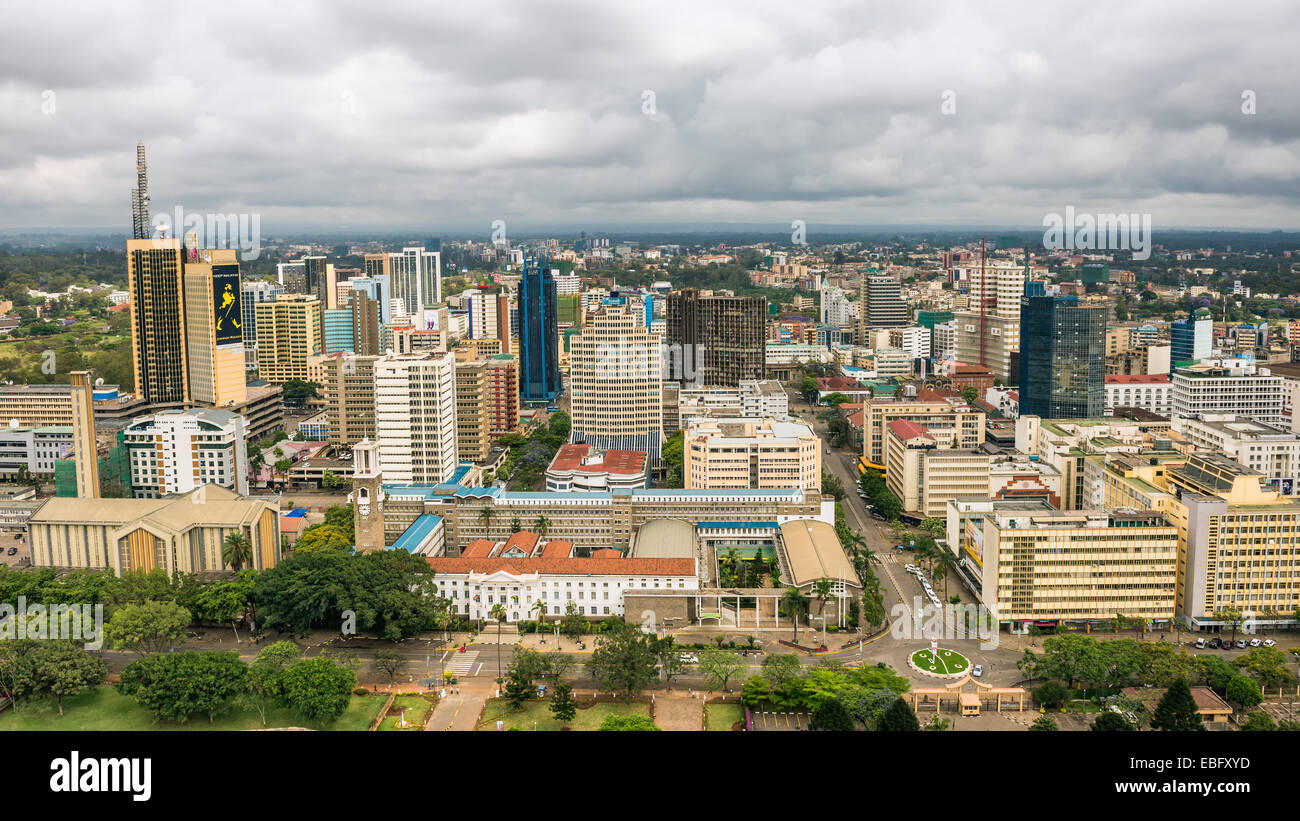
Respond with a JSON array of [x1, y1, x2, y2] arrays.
[[909, 647, 970, 678]]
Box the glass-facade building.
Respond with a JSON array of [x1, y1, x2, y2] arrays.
[[518, 257, 560, 402], [1019, 295, 1105, 418]]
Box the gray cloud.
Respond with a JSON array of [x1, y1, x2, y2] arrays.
[[0, 0, 1298, 234]]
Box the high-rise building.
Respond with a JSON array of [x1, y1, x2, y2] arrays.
[[301, 256, 331, 308], [1018, 295, 1105, 418], [322, 353, 378, 447], [277, 261, 306, 294], [322, 308, 354, 354], [665, 288, 765, 387], [1170, 359, 1286, 427], [183, 246, 247, 407], [518, 258, 561, 402], [468, 289, 511, 354], [569, 304, 664, 459], [389, 247, 442, 316], [1171, 315, 1213, 363], [254, 294, 322, 383], [373, 351, 458, 483], [856, 272, 906, 340], [123, 408, 249, 497], [953, 259, 1026, 382], [454, 357, 493, 463], [127, 237, 189, 406], [129, 141, 150, 240], [240, 280, 284, 347], [349, 291, 381, 355], [68, 371, 99, 499]]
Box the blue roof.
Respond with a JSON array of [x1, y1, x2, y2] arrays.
[[283, 508, 308, 518], [390, 514, 443, 552], [448, 463, 474, 485]]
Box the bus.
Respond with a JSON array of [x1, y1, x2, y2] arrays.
[[857, 457, 886, 477]]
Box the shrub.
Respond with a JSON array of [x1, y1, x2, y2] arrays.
[[1033, 680, 1069, 710], [353, 687, 369, 696]]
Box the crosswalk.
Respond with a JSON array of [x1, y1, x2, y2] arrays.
[[443, 650, 479, 676]]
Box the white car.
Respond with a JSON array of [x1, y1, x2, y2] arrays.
[[1263, 639, 1277, 647], [905, 564, 917, 573], [679, 653, 698, 664], [972, 665, 984, 677], [1249, 638, 1262, 647]]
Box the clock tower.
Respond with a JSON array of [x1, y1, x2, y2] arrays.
[[351, 438, 385, 553]]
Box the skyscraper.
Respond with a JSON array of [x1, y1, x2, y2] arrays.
[[665, 288, 765, 387], [130, 141, 150, 240], [1171, 314, 1213, 364], [569, 304, 664, 459], [373, 351, 458, 483], [1018, 294, 1106, 418], [127, 237, 189, 406], [518, 257, 560, 401], [254, 294, 322, 383], [182, 245, 247, 407], [389, 247, 442, 317], [856, 271, 906, 340]]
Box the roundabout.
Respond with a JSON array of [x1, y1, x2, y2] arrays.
[[908, 647, 970, 678]]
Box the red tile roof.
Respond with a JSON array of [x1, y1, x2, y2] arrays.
[[548, 444, 647, 476], [425, 556, 696, 576], [503, 531, 540, 555], [461, 539, 496, 558], [886, 418, 934, 441], [540, 540, 575, 558]]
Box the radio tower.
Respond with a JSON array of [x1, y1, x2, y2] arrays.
[[129, 141, 150, 239]]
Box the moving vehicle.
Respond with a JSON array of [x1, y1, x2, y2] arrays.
[[679, 653, 698, 664], [972, 665, 983, 677]]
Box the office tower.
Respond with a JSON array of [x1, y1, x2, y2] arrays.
[[569, 304, 664, 458], [130, 141, 150, 240], [856, 272, 906, 340], [389, 247, 442, 316], [1019, 294, 1106, 418], [484, 354, 520, 440], [665, 288, 765, 387], [254, 294, 322, 383], [468, 289, 505, 341], [1170, 359, 1286, 427], [952, 258, 1026, 382], [424, 238, 442, 254], [363, 253, 390, 280], [301, 256, 330, 307], [349, 274, 392, 326], [350, 291, 381, 355], [373, 351, 458, 484], [123, 408, 249, 497], [68, 371, 99, 499], [127, 237, 189, 406], [322, 308, 354, 354], [454, 357, 493, 463], [518, 257, 560, 401], [240, 280, 284, 346], [323, 353, 378, 447], [1171, 315, 1213, 363], [183, 246, 247, 407]]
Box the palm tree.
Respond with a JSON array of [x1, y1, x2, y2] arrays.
[[532, 515, 552, 542], [222, 532, 254, 571], [478, 506, 495, 535], [933, 550, 958, 599], [490, 603, 507, 679], [531, 598, 546, 634], [812, 579, 833, 639], [781, 587, 810, 643]]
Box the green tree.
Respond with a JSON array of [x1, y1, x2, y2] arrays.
[[503, 670, 533, 711], [116, 650, 248, 724], [292, 524, 353, 554], [1028, 715, 1058, 731], [1150, 679, 1205, 732], [1241, 711, 1276, 732], [1033, 680, 1069, 710], [761, 654, 801, 687], [1092, 711, 1134, 731], [221, 532, 254, 571], [1235, 646, 1298, 689], [105, 600, 191, 655], [321, 469, 347, 490], [878, 696, 921, 731], [780, 587, 810, 643], [241, 640, 300, 726], [490, 603, 507, 678], [810, 697, 854, 731], [1225, 674, 1263, 709], [587, 620, 659, 702], [549, 682, 577, 724], [698, 647, 747, 692], [598, 714, 659, 731], [277, 657, 356, 726]]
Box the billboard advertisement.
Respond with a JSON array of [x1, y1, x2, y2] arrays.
[[213, 264, 242, 346]]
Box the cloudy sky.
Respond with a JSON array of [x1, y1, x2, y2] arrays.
[[1, 0, 1298, 235]]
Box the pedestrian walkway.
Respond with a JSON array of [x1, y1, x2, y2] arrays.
[[443, 649, 480, 677], [424, 678, 494, 732]]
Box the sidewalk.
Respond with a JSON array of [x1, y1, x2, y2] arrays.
[[424, 678, 494, 731]]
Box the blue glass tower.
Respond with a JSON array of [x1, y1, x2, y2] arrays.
[[518, 256, 560, 402], [1019, 294, 1105, 418]]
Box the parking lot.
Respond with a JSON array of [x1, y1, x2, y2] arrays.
[[0, 529, 29, 567]]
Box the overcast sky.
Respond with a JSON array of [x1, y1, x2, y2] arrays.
[[1, 0, 1298, 236]]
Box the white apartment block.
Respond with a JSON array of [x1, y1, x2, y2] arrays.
[[1170, 359, 1287, 428], [388, 247, 442, 315], [1104, 375, 1172, 416], [934, 320, 957, 361], [0, 426, 74, 477], [124, 408, 249, 498], [889, 325, 931, 360], [677, 380, 790, 421], [1172, 414, 1300, 492], [373, 351, 459, 484]]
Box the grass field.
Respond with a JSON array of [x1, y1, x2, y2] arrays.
[[910, 648, 970, 676], [478, 699, 652, 731], [0, 686, 386, 731], [705, 703, 745, 731], [378, 695, 436, 731]]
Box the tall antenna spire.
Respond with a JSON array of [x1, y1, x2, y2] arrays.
[[130, 141, 150, 239]]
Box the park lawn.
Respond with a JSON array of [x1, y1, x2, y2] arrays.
[[911, 648, 969, 676], [705, 703, 745, 732], [377, 695, 436, 731], [478, 699, 651, 731], [0, 686, 385, 731]]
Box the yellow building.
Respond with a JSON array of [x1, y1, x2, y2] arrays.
[[254, 294, 322, 383], [28, 485, 279, 576], [884, 419, 990, 519], [684, 418, 821, 491], [862, 395, 984, 467], [183, 248, 247, 407], [968, 506, 1178, 627]]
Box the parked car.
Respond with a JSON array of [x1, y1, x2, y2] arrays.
[[1249, 638, 1262, 647], [1195, 638, 1206, 649], [1263, 639, 1277, 647], [1235, 639, 1248, 649], [904, 564, 917, 574], [1208, 637, 1222, 648], [972, 665, 984, 677], [5, 547, 15, 556]]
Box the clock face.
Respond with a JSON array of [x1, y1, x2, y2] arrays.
[[359, 504, 371, 516]]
